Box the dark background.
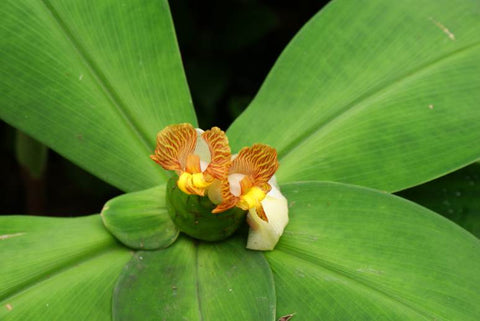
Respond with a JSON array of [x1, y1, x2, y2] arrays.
[[1, 0, 478, 238]]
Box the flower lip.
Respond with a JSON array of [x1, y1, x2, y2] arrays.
[[246, 179, 289, 251], [150, 123, 230, 196]]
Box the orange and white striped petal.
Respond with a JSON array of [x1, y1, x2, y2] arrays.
[[150, 124, 231, 196], [212, 144, 278, 219], [150, 123, 197, 174], [201, 127, 231, 181]]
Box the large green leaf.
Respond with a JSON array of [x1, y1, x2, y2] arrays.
[[101, 184, 179, 250], [0, 215, 132, 320], [227, 0, 480, 192], [0, 248, 130, 321], [113, 236, 276, 321], [0, 215, 115, 299], [0, 0, 196, 192], [397, 163, 480, 237], [268, 182, 480, 320]]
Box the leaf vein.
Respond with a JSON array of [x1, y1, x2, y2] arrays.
[[275, 249, 437, 320], [38, 0, 154, 154], [278, 41, 480, 161]]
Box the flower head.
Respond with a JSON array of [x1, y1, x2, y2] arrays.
[[210, 144, 278, 218], [150, 123, 231, 196], [208, 144, 288, 250], [151, 124, 288, 250]]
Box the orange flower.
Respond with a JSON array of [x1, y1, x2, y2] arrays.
[[208, 144, 289, 250], [151, 124, 288, 251], [210, 144, 278, 219], [150, 123, 231, 196]]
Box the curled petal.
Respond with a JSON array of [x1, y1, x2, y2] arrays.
[[231, 144, 279, 188], [202, 127, 231, 181], [150, 123, 197, 174]]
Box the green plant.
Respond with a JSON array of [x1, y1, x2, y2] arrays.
[[1, 0, 479, 320]]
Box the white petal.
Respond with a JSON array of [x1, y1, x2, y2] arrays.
[[194, 128, 211, 171], [246, 183, 289, 251], [228, 173, 245, 197]]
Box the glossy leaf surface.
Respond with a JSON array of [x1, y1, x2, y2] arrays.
[[1, 0, 196, 192], [113, 237, 276, 321], [268, 182, 480, 320], [0, 215, 132, 320], [101, 184, 179, 250], [228, 0, 480, 192]]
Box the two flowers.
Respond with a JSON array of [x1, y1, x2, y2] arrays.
[[150, 123, 288, 250]]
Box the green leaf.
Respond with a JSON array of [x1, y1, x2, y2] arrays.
[[1, 0, 196, 192], [0, 214, 115, 299], [0, 248, 130, 321], [227, 0, 480, 192], [113, 237, 276, 321], [267, 182, 480, 320], [397, 163, 480, 237], [101, 184, 179, 250], [0, 214, 132, 320]]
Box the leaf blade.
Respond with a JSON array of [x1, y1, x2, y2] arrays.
[[0, 0, 196, 191], [0, 214, 117, 300], [227, 0, 480, 191], [0, 214, 132, 321], [268, 181, 480, 320], [0, 248, 131, 321], [113, 236, 276, 321], [397, 163, 480, 237]]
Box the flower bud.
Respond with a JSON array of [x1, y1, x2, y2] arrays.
[[166, 176, 246, 241]]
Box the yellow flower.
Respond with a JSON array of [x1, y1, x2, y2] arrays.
[[150, 123, 231, 196]]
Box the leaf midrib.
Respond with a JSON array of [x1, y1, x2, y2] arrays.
[[278, 41, 480, 161], [39, 0, 153, 154], [194, 242, 205, 321]]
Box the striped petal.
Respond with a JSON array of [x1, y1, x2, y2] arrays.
[[213, 144, 279, 218], [201, 127, 231, 181], [150, 123, 197, 174], [151, 124, 231, 197]]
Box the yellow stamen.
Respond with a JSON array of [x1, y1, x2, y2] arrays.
[[177, 172, 212, 196], [238, 186, 266, 210], [177, 172, 194, 195], [191, 172, 210, 189]]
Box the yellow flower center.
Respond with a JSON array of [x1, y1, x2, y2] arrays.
[[237, 186, 266, 210], [177, 172, 211, 196], [151, 124, 278, 223], [150, 123, 231, 197]]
